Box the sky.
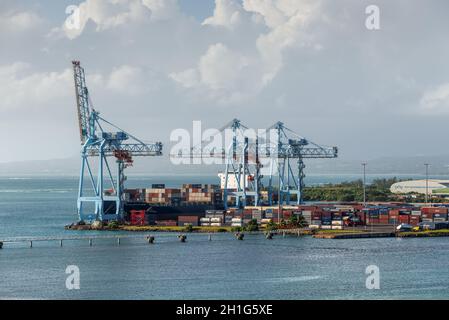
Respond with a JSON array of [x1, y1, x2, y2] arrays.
[[1, 0, 449, 164]]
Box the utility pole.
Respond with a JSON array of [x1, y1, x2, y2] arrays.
[[362, 162, 367, 207], [424, 163, 430, 204], [278, 179, 281, 226]]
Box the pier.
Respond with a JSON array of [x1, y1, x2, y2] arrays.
[[0, 229, 306, 249]]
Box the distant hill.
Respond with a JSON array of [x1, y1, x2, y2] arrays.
[[1, 154, 449, 177]]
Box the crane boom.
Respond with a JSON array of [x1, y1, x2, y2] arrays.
[[72, 61, 91, 144]]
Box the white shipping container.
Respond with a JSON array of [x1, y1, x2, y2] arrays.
[[311, 220, 322, 225], [210, 223, 222, 227], [231, 218, 242, 222], [231, 223, 243, 227], [200, 218, 211, 222], [309, 224, 321, 229], [321, 225, 332, 230], [201, 223, 210, 226], [210, 217, 222, 223], [332, 220, 343, 226], [331, 225, 343, 230], [411, 211, 421, 216]]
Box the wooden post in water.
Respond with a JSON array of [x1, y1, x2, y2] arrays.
[[60, 240, 63, 247], [117, 238, 121, 246], [89, 239, 92, 246], [30, 241, 33, 248]]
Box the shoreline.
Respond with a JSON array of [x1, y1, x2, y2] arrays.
[[64, 224, 449, 239]]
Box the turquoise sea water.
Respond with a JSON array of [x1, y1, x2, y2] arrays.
[[1, 175, 449, 300]]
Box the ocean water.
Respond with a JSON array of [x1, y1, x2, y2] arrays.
[[1, 175, 449, 300]]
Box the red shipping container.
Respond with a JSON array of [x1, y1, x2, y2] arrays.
[[409, 216, 420, 225], [130, 210, 146, 226], [399, 215, 410, 224], [178, 216, 199, 222]]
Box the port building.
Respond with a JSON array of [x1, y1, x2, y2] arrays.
[[390, 180, 449, 195]]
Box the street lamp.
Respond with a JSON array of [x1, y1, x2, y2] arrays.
[[362, 162, 367, 206], [424, 163, 430, 204]]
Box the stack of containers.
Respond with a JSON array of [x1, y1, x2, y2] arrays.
[[356, 210, 366, 224], [181, 184, 221, 204], [243, 209, 253, 225], [301, 210, 313, 225], [200, 217, 211, 226], [311, 210, 322, 227], [231, 217, 243, 227], [124, 189, 146, 202], [398, 209, 410, 224], [389, 209, 400, 225], [422, 207, 449, 222], [331, 209, 343, 229], [366, 208, 380, 224], [379, 208, 389, 224], [206, 211, 224, 227], [178, 216, 199, 227], [321, 210, 332, 229], [145, 188, 181, 204], [409, 214, 420, 226], [265, 209, 273, 219], [252, 209, 264, 223]]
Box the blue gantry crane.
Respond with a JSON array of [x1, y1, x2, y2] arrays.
[[263, 121, 338, 205], [72, 61, 162, 222], [173, 119, 262, 209], [172, 119, 338, 208]]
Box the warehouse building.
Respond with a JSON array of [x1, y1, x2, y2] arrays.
[[390, 180, 449, 195]]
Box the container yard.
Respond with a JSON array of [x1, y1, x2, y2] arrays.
[[119, 182, 449, 233]]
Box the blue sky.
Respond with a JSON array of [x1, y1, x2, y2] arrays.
[[0, 0, 449, 165]]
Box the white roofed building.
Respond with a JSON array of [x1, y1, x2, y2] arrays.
[[390, 180, 449, 195]]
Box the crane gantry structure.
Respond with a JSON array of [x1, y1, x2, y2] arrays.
[[72, 61, 162, 222], [262, 121, 338, 205], [172, 119, 338, 209], [174, 119, 262, 209]]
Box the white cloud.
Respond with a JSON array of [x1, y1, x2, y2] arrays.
[[420, 83, 449, 113], [0, 63, 156, 114], [202, 0, 245, 29], [106, 65, 153, 95], [172, 0, 321, 102], [58, 0, 179, 39], [0, 63, 72, 112], [0, 11, 44, 32], [170, 43, 261, 103]]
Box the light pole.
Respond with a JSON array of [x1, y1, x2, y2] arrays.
[[425, 164, 429, 204], [362, 162, 367, 207]]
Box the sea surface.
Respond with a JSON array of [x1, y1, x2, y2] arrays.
[[1, 175, 449, 300]]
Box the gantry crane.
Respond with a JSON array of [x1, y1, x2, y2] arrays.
[[263, 121, 338, 205], [173, 119, 262, 209], [72, 61, 162, 222]]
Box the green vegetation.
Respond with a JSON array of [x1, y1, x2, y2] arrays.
[[302, 178, 402, 202], [398, 229, 449, 237], [183, 224, 194, 233], [244, 219, 259, 232], [122, 225, 233, 233], [107, 221, 120, 229]]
